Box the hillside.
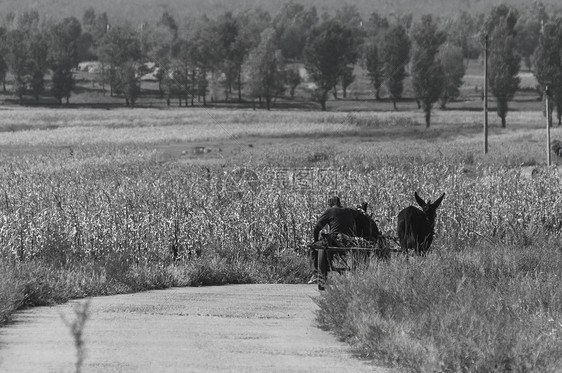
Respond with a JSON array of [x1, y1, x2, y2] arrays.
[[1, 0, 561, 23]]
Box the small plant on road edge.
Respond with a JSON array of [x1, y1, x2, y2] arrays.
[[61, 300, 90, 373]]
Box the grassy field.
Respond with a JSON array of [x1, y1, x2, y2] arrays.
[[1, 102, 562, 371]]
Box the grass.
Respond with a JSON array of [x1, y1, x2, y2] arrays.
[[316, 242, 562, 372], [1, 105, 562, 371], [0, 251, 308, 324]]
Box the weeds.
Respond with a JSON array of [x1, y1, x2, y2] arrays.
[[61, 300, 90, 373], [316, 242, 562, 372]]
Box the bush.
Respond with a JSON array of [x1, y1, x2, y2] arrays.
[[316, 242, 562, 372]]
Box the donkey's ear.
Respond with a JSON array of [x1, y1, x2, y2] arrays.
[[361, 202, 368, 212], [414, 192, 426, 208], [432, 193, 445, 209]]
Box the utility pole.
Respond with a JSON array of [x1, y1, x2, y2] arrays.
[[542, 21, 551, 166], [483, 34, 489, 154], [546, 85, 551, 166]]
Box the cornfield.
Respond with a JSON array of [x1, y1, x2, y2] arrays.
[[2, 153, 562, 268]]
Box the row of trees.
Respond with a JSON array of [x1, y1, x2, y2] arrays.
[[535, 18, 562, 126], [306, 2, 561, 127], [0, 14, 85, 104], [0, 2, 561, 125]]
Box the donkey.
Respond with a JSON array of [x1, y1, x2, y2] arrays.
[[397, 192, 445, 255]]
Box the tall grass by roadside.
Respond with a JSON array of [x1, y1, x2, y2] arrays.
[[0, 251, 309, 326], [316, 240, 562, 372], [0, 260, 25, 324]]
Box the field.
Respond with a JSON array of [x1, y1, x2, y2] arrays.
[[1, 102, 562, 371], [1, 58, 562, 372]]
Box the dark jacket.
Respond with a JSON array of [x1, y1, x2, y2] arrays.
[[313, 206, 361, 241]]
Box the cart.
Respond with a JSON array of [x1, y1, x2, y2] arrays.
[[310, 235, 402, 290]]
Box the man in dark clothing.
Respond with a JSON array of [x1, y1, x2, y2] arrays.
[[308, 196, 362, 284], [312, 203, 360, 242]]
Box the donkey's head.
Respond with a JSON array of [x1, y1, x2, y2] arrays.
[[414, 191, 445, 228]]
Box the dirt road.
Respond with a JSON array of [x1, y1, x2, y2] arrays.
[[0, 284, 394, 373]]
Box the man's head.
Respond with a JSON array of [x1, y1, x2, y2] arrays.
[[328, 196, 342, 208]]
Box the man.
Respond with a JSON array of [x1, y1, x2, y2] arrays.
[[308, 196, 362, 284], [312, 196, 360, 242]]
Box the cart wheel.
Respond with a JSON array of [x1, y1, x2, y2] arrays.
[[318, 249, 328, 291]]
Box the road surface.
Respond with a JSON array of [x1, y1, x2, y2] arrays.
[[0, 284, 394, 373]]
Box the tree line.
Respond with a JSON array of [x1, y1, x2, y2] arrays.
[[0, 2, 561, 126]]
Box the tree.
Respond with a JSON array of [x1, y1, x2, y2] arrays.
[[245, 28, 285, 110], [17, 11, 49, 102], [3, 12, 49, 103], [76, 32, 94, 62], [272, 1, 318, 61], [237, 8, 272, 50], [16, 10, 40, 31], [97, 26, 142, 104], [516, 2, 548, 71], [411, 15, 446, 127], [365, 11, 389, 39], [82, 8, 108, 45], [28, 32, 48, 102], [303, 19, 358, 110], [0, 55, 6, 93], [174, 39, 194, 107], [78, 8, 96, 61], [285, 68, 300, 97], [331, 8, 363, 98], [437, 43, 466, 109], [234, 9, 272, 101], [381, 24, 410, 110], [214, 12, 252, 101], [146, 12, 181, 103], [183, 18, 220, 106], [82, 9, 109, 91], [442, 11, 481, 62], [485, 6, 521, 128], [483, 4, 519, 37], [152, 11, 179, 61], [340, 65, 355, 98], [158, 11, 178, 40], [334, 4, 366, 51], [51, 69, 73, 104], [533, 19, 562, 125], [4, 29, 29, 102], [0, 27, 8, 92], [364, 41, 383, 100], [169, 16, 223, 107], [48, 17, 82, 104], [82, 7, 96, 29], [363, 12, 389, 101], [114, 62, 141, 107], [159, 68, 181, 107]]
